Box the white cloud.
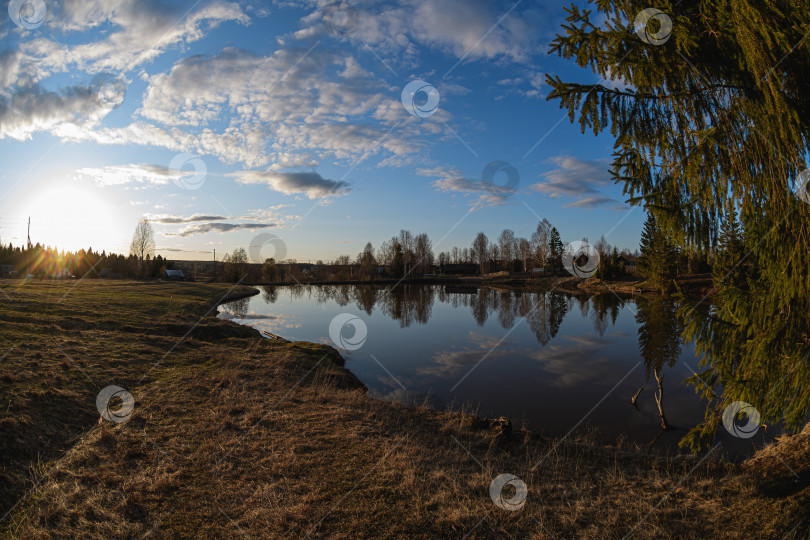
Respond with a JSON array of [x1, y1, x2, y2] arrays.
[[420, 165, 511, 207], [0, 83, 106, 140], [134, 46, 432, 166], [492, 69, 546, 99], [1, 0, 551, 189], [529, 156, 624, 210], [1, 1, 249, 141], [17, 1, 250, 76], [76, 163, 197, 186], [293, 0, 550, 66]]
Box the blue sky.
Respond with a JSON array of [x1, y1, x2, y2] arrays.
[[0, 0, 642, 262]]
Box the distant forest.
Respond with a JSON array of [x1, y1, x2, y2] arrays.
[[0, 212, 744, 289]]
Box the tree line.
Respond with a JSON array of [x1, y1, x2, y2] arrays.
[[214, 219, 643, 283], [0, 218, 170, 280]]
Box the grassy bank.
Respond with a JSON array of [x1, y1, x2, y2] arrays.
[[0, 280, 807, 538]]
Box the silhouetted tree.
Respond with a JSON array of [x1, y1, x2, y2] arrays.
[[472, 232, 489, 275], [130, 219, 155, 262]]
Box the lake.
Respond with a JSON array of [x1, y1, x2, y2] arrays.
[[218, 284, 770, 455]]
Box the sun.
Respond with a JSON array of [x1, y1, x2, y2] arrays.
[[23, 184, 124, 254]]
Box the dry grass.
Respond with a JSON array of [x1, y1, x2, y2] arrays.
[[0, 280, 808, 538]]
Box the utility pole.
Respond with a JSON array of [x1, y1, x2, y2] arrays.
[[26, 217, 31, 276], [213, 249, 216, 283]]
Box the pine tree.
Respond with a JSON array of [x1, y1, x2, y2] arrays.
[[637, 213, 677, 292], [713, 207, 746, 287], [548, 1, 810, 451], [548, 227, 563, 273]]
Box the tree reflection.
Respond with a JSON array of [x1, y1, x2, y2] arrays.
[[523, 290, 570, 345], [227, 296, 250, 318], [261, 285, 278, 304], [380, 285, 433, 327], [470, 288, 492, 326], [635, 296, 683, 444], [591, 294, 623, 336], [255, 284, 582, 345], [635, 297, 682, 379]]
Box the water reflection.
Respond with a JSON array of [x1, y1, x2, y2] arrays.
[[258, 284, 582, 345], [227, 296, 250, 319], [220, 284, 719, 449], [635, 297, 682, 379]]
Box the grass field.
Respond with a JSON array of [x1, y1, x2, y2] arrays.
[[0, 280, 807, 538]]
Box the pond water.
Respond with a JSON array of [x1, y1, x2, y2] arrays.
[[218, 284, 772, 455]]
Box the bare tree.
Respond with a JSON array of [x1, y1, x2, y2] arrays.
[[223, 247, 248, 283], [130, 219, 155, 261], [414, 232, 434, 275], [472, 232, 489, 275], [518, 237, 531, 272], [498, 229, 517, 269], [488, 244, 500, 269], [595, 234, 610, 260], [377, 239, 394, 266], [398, 229, 415, 275], [531, 218, 552, 270]]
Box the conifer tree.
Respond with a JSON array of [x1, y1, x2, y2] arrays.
[[637, 213, 677, 292], [548, 227, 564, 273], [548, 0, 810, 451], [713, 207, 746, 287]]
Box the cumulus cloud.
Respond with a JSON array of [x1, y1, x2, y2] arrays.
[[17, 0, 249, 76], [1, 0, 553, 198], [1, 1, 249, 140], [529, 156, 624, 210], [293, 0, 551, 65], [230, 171, 351, 199], [0, 83, 108, 140], [131, 46, 433, 167], [2, 0, 513, 172]]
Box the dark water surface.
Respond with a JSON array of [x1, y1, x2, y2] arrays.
[[219, 284, 773, 455]]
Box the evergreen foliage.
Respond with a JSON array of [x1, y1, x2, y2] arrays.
[[548, 1, 810, 450], [548, 227, 564, 273], [637, 213, 677, 292], [713, 207, 747, 287]]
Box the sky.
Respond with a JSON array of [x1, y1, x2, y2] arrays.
[[0, 0, 644, 262]]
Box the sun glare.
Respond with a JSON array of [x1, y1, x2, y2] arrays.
[[23, 184, 124, 254]]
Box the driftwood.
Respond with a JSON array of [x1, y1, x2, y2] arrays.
[[653, 370, 672, 431], [630, 387, 644, 410], [262, 331, 290, 342]]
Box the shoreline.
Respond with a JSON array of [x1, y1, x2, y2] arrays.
[[217, 282, 718, 456], [230, 272, 714, 300]]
